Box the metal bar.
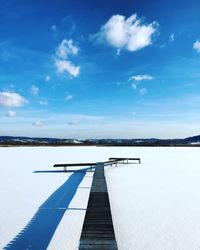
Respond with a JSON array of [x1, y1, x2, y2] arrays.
[[54, 157, 141, 169], [109, 157, 141, 161], [54, 163, 97, 168]]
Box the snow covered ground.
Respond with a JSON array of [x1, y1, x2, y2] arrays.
[[0, 146, 200, 249]]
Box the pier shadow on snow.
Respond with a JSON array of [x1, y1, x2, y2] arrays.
[[4, 169, 88, 250]]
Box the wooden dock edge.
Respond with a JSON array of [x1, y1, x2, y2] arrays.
[[79, 163, 118, 250]]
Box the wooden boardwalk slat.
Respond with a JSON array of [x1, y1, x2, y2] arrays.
[[79, 163, 117, 250]]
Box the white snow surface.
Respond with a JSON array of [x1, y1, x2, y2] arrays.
[[0, 146, 200, 250]]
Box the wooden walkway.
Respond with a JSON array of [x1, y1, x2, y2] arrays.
[[79, 163, 118, 250]]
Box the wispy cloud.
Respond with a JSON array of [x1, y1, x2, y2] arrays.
[[169, 33, 175, 42], [66, 95, 73, 101], [67, 120, 78, 125], [6, 110, 16, 117], [45, 75, 50, 82], [130, 74, 153, 81], [31, 85, 39, 96], [1, 105, 199, 139], [0, 91, 27, 107], [131, 83, 137, 89], [55, 60, 80, 77], [139, 88, 147, 95], [39, 100, 48, 106], [56, 39, 79, 58], [55, 39, 80, 78], [193, 40, 200, 53], [129, 74, 153, 93], [93, 14, 158, 53], [51, 24, 57, 32], [32, 121, 44, 127]]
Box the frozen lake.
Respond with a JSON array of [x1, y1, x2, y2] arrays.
[[1, 146, 200, 249]]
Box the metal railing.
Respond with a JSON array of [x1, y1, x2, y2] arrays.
[[53, 157, 141, 172]]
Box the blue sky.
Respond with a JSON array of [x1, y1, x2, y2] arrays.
[[0, 0, 200, 138]]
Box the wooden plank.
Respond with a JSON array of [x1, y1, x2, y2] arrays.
[[79, 163, 117, 250]]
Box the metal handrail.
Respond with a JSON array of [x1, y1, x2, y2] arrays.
[[53, 157, 141, 171]]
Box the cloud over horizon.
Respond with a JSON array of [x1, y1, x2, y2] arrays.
[[32, 121, 44, 127], [0, 1, 199, 139], [67, 120, 78, 125]]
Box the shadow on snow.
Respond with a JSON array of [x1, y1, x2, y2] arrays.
[[4, 170, 88, 250]]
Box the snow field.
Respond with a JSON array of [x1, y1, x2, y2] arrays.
[[106, 147, 200, 250], [1, 146, 200, 249]]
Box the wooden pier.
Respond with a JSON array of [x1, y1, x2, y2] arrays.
[[53, 157, 141, 249], [79, 163, 118, 250]]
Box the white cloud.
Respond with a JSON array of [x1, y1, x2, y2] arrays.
[[130, 75, 153, 90], [6, 110, 16, 117], [55, 39, 80, 78], [129, 75, 152, 94], [56, 39, 79, 59], [169, 33, 175, 42], [32, 121, 43, 127], [55, 60, 80, 77], [45, 75, 50, 82], [139, 88, 147, 95], [39, 100, 48, 106], [130, 74, 153, 81], [66, 95, 73, 101], [94, 14, 158, 52], [193, 40, 200, 53], [31, 85, 39, 96], [131, 83, 137, 89], [0, 91, 27, 107]]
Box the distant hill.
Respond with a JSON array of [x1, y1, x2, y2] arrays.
[[184, 135, 200, 144], [0, 135, 200, 146], [0, 136, 83, 145]]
